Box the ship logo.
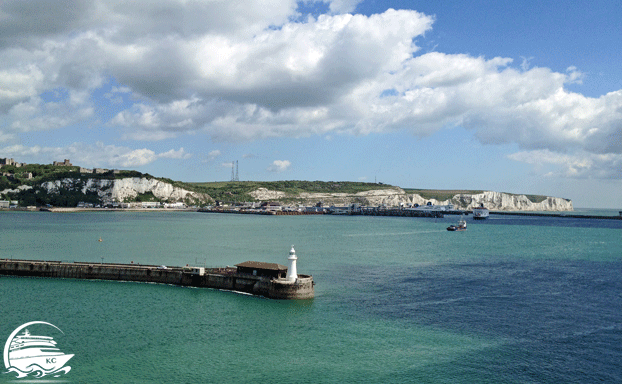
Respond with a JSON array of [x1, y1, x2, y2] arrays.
[[3, 321, 73, 379]]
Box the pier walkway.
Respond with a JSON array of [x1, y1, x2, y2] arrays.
[[199, 207, 621, 220]]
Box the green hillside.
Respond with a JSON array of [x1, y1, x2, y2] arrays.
[[1, 161, 555, 207], [0, 163, 145, 188], [184, 180, 394, 202], [403, 189, 484, 201], [0, 163, 152, 206]]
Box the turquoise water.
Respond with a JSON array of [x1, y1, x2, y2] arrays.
[[573, 208, 621, 216], [1, 212, 621, 383]]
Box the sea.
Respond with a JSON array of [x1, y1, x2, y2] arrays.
[[1, 210, 621, 383]]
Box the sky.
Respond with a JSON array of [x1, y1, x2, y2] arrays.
[[0, 1, 621, 208]]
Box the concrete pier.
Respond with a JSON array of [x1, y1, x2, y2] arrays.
[[0, 259, 314, 300], [359, 207, 446, 217], [199, 207, 447, 218]]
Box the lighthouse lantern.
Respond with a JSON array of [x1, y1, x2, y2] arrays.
[[285, 245, 298, 282]]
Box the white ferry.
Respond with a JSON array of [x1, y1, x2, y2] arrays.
[[472, 205, 489, 220], [8, 329, 74, 373], [407, 202, 455, 211]]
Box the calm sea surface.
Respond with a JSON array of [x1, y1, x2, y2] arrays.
[[1, 211, 621, 383]]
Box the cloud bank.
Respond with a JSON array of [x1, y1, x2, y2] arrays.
[[0, 0, 620, 178], [0, 142, 190, 168]]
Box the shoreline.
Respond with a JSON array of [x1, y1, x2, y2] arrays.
[[44, 207, 198, 213], [1, 207, 620, 220]]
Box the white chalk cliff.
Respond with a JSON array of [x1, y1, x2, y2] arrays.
[[250, 187, 409, 207], [40, 177, 211, 204], [249, 188, 287, 200], [249, 187, 573, 211], [4, 178, 572, 211], [412, 191, 573, 211]]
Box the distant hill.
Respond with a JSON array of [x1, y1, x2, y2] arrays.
[[0, 163, 209, 207], [0, 162, 572, 210], [223, 184, 573, 211], [184, 180, 391, 203], [402, 189, 551, 205]]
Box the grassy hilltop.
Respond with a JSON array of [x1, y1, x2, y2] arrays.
[[1, 162, 553, 206], [0, 163, 148, 206], [185, 182, 551, 205], [184, 180, 393, 203]]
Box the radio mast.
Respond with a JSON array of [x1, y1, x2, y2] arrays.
[[231, 160, 239, 181]]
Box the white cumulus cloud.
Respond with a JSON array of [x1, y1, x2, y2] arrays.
[[0, 142, 190, 168], [508, 149, 622, 179], [0, 1, 620, 180], [207, 150, 221, 160], [267, 160, 291, 172]]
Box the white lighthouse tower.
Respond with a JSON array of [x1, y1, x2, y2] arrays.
[[285, 245, 298, 282]]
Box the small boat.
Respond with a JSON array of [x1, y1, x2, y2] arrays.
[[447, 217, 467, 231]]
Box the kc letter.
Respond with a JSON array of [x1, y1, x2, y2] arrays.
[[46, 358, 57, 364]]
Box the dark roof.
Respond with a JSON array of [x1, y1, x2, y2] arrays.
[[235, 261, 288, 271]]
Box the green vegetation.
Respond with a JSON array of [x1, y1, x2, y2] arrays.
[[1, 161, 561, 207], [131, 192, 159, 203], [3, 183, 101, 207], [403, 189, 484, 201], [185, 180, 393, 202], [0, 163, 146, 187], [523, 194, 548, 204], [0, 163, 153, 207], [1, 164, 81, 186]]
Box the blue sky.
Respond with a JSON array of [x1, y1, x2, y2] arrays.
[[1, 0, 621, 208]]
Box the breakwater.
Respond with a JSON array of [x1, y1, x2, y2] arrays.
[[199, 208, 325, 215], [199, 207, 621, 220], [0, 259, 314, 300], [199, 207, 449, 217], [359, 207, 451, 217]]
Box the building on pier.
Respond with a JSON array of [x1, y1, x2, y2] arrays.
[[235, 261, 288, 279]]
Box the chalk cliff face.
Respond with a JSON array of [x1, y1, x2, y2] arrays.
[[411, 191, 573, 211], [21, 178, 572, 211], [451, 191, 573, 211], [40, 177, 211, 204], [250, 187, 408, 207], [249, 187, 573, 211], [249, 188, 287, 200]]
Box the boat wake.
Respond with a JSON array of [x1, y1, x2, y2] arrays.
[[5, 364, 71, 378]]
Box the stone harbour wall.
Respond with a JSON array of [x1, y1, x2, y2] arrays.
[[0, 259, 314, 300]]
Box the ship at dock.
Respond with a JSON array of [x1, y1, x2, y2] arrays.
[[0, 247, 314, 300], [472, 205, 490, 220]]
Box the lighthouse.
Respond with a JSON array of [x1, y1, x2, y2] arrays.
[[285, 245, 298, 282]]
